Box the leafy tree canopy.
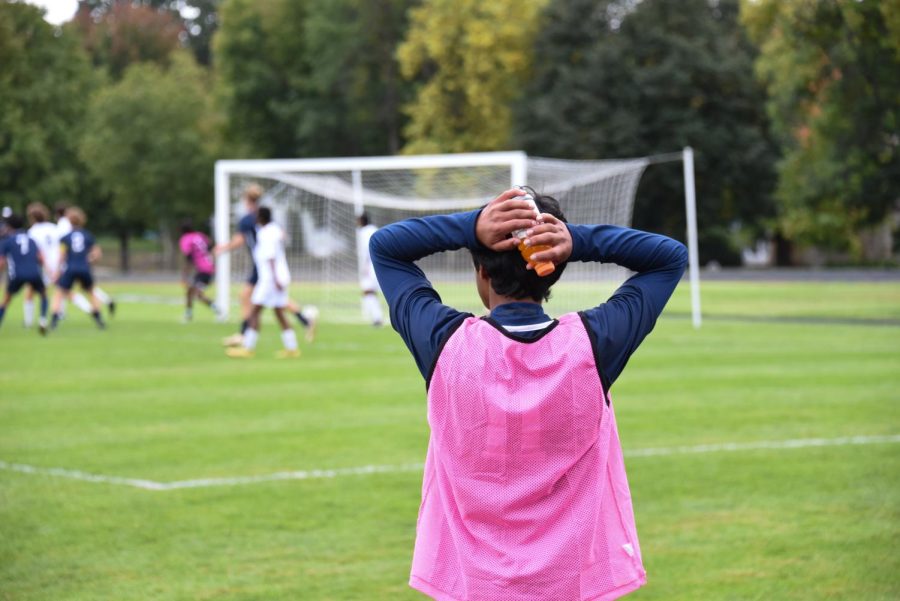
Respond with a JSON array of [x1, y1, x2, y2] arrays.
[[742, 0, 900, 253], [514, 0, 777, 263], [398, 0, 548, 154], [214, 0, 415, 158], [0, 1, 97, 211], [79, 52, 218, 250]]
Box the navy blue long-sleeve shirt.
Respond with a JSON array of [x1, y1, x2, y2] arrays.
[[369, 209, 687, 389]]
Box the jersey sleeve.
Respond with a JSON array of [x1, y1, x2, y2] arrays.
[[369, 211, 481, 379], [571, 224, 688, 387]]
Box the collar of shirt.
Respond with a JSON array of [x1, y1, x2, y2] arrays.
[[489, 302, 552, 328]]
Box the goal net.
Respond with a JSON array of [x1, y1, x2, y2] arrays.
[[214, 151, 699, 324]]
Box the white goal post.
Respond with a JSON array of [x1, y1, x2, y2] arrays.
[[214, 150, 701, 327]]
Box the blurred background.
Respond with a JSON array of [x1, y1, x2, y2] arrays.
[[3, 0, 898, 272]]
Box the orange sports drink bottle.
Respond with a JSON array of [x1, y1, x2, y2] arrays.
[[512, 192, 555, 277]]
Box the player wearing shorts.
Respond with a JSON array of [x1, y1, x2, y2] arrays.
[[215, 184, 316, 345], [54, 203, 115, 318], [179, 222, 220, 322], [0, 214, 49, 335], [50, 207, 106, 330], [226, 207, 299, 358], [356, 212, 385, 327], [22, 203, 58, 328]]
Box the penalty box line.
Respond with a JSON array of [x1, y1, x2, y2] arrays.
[[1, 434, 898, 492]]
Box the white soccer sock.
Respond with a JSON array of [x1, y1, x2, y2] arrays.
[[93, 287, 111, 304], [281, 328, 298, 351], [242, 328, 259, 350], [72, 293, 93, 313], [23, 300, 34, 327], [363, 294, 384, 324]]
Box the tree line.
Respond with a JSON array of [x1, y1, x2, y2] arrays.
[[1, 0, 896, 269]]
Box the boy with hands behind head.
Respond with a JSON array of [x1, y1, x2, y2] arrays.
[[370, 187, 687, 601]]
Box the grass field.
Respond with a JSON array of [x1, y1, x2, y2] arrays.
[[1, 279, 898, 600]]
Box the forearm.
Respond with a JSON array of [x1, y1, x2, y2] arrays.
[[568, 224, 686, 274]]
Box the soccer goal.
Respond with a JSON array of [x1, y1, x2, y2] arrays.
[[214, 150, 701, 326]]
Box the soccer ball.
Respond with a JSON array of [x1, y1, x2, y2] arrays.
[[301, 305, 319, 322]]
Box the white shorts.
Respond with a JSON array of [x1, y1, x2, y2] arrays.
[[359, 274, 380, 293], [251, 278, 289, 308]]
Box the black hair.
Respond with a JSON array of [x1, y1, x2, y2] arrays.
[[6, 214, 24, 230], [358, 212, 370, 227], [257, 206, 272, 226], [470, 188, 567, 303], [180, 220, 194, 235]]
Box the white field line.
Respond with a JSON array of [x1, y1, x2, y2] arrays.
[[1, 434, 897, 492]]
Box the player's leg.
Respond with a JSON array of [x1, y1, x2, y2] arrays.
[[227, 304, 261, 358], [362, 289, 384, 327], [193, 273, 219, 315], [32, 278, 48, 335], [92, 286, 115, 316], [183, 281, 195, 322], [0, 284, 17, 328], [222, 281, 255, 346], [273, 307, 299, 358], [50, 273, 74, 329], [22, 285, 34, 327], [82, 274, 106, 329], [71, 291, 93, 314], [286, 298, 316, 342]]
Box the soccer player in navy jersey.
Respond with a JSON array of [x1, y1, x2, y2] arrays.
[[214, 184, 316, 346], [0, 214, 49, 335], [50, 207, 106, 330], [369, 188, 687, 600]]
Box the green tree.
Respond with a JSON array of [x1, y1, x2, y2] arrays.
[[397, 0, 548, 154], [79, 52, 217, 265], [515, 0, 777, 264], [0, 1, 96, 211], [742, 0, 900, 258], [214, 0, 415, 158]]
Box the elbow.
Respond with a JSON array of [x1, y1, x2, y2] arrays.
[[675, 241, 688, 269], [369, 228, 387, 260]]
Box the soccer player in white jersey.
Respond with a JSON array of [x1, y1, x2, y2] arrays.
[[22, 203, 58, 328], [54, 203, 115, 318], [356, 212, 385, 327], [226, 207, 300, 359]]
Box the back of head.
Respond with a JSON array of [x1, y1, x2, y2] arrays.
[[358, 212, 370, 227], [66, 206, 87, 228], [470, 189, 568, 303], [242, 184, 263, 206], [55, 202, 69, 220], [27, 202, 49, 224], [7, 214, 24, 230], [180, 220, 194, 235], [256, 206, 272, 226]]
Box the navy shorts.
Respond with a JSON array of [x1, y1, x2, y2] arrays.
[[57, 270, 93, 291], [7, 276, 45, 296], [193, 272, 213, 288], [245, 265, 258, 286]]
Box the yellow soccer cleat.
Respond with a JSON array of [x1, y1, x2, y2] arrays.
[[276, 349, 301, 359], [221, 333, 244, 347], [225, 347, 255, 359]]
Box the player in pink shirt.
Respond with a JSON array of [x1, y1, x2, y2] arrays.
[[370, 189, 687, 600], [179, 222, 220, 322]]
